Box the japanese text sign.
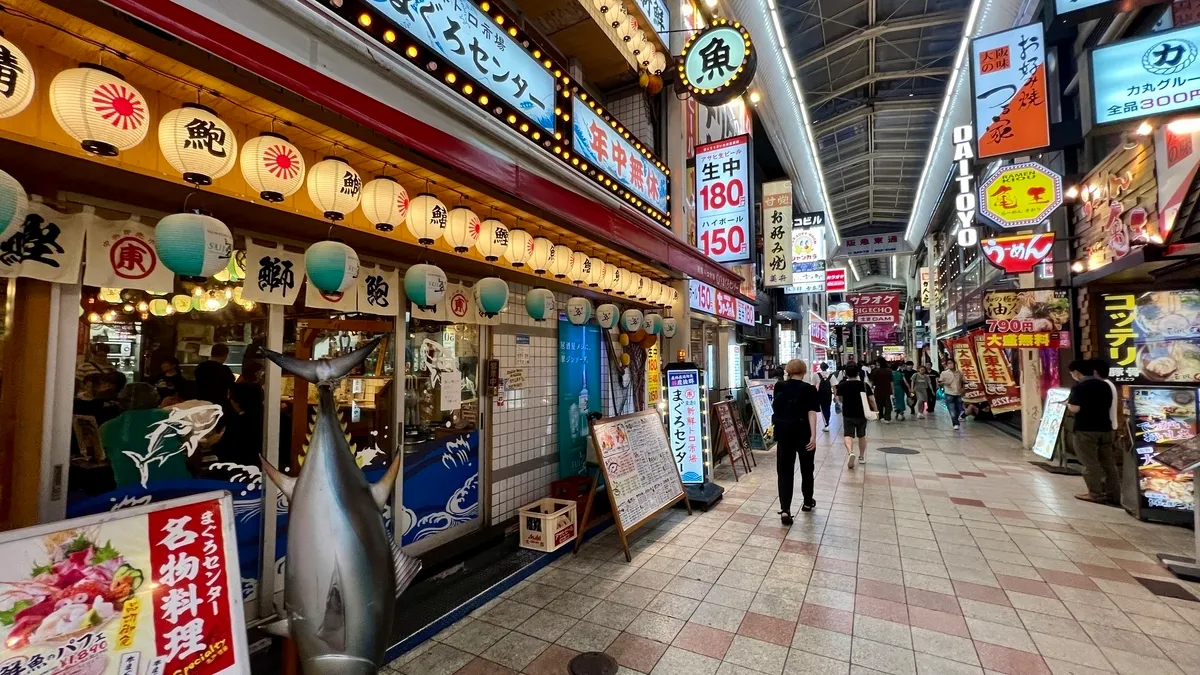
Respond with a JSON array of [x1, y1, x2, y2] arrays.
[[825, 268, 847, 293], [83, 217, 175, 293], [809, 311, 827, 347], [971, 23, 1050, 158], [919, 267, 930, 306], [848, 292, 899, 324], [983, 289, 1071, 349], [665, 369, 705, 484], [689, 279, 754, 325], [372, 0, 556, 132], [736, 299, 755, 325], [680, 23, 757, 107], [242, 240, 305, 306], [1088, 24, 1200, 128], [356, 266, 400, 316], [1156, 125, 1200, 233], [1098, 290, 1200, 383], [881, 345, 905, 361], [0, 203, 86, 284], [762, 181, 793, 287], [835, 232, 908, 258], [0, 493, 249, 675], [695, 135, 751, 263], [951, 335, 988, 404], [973, 332, 1022, 413], [981, 232, 1055, 273], [630, 0, 670, 46], [783, 270, 825, 295], [979, 162, 1063, 228], [714, 290, 737, 320], [792, 225, 826, 273], [573, 96, 669, 217]]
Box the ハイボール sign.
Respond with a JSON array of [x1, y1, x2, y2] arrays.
[[678, 20, 757, 107], [979, 161, 1063, 228]]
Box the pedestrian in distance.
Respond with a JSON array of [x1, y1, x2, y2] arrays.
[[939, 360, 966, 429], [771, 359, 821, 524], [814, 362, 838, 431], [891, 364, 910, 421], [1067, 359, 1121, 506], [912, 365, 935, 418], [869, 358, 894, 423], [836, 363, 874, 469]]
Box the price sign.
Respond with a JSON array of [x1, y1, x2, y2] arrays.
[[695, 135, 751, 263], [689, 279, 715, 314]]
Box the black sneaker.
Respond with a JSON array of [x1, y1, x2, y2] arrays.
[[801, 501, 816, 512]]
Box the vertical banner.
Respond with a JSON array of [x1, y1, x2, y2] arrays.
[[84, 217, 175, 292], [356, 266, 400, 316], [970, 23, 1050, 158], [972, 331, 1022, 413], [919, 267, 931, 306], [694, 135, 751, 263], [1155, 125, 1200, 235], [0, 203, 87, 283], [762, 181, 793, 287], [242, 241, 304, 306], [558, 319, 601, 478], [666, 368, 706, 484], [444, 282, 476, 324], [950, 336, 988, 404], [646, 342, 662, 407]]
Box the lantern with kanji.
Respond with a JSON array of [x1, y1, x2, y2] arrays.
[[445, 207, 480, 253], [406, 193, 448, 245], [305, 240, 359, 293], [644, 313, 663, 335], [360, 176, 409, 232], [549, 245, 573, 279], [567, 297, 593, 325], [525, 288, 555, 322], [596, 303, 619, 329], [568, 253, 589, 285], [403, 263, 447, 310], [621, 308, 643, 332], [240, 132, 305, 202], [587, 259, 605, 288], [0, 37, 35, 119], [154, 211, 233, 281], [474, 277, 509, 317], [0, 169, 28, 240], [529, 237, 554, 274], [50, 64, 149, 156], [307, 157, 361, 221], [158, 103, 239, 186], [505, 229, 534, 267], [476, 219, 509, 261], [662, 317, 678, 338]]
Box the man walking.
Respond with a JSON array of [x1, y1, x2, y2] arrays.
[[939, 361, 966, 430], [1067, 360, 1120, 505], [869, 359, 894, 423], [836, 363, 874, 469]]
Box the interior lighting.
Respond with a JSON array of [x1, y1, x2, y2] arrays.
[[1135, 121, 1154, 136], [1065, 185, 1079, 200], [1071, 261, 1084, 273], [749, 91, 760, 104], [1167, 117, 1200, 133], [358, 13, 372, 27]]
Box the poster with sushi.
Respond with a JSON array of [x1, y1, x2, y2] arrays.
[[0, 493, 249, 675]]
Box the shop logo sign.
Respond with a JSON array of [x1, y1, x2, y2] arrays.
[[951, 125, 979, 247], [981, 232, 1054, 274], [1143, 39, 1198, 75]]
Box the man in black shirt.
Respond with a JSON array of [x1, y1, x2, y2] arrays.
[[836, 364, 874, 470], [1067, 359, 1119, 505], [195, 343, 235, 410]]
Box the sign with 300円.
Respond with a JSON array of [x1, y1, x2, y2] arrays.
[[979, 161, 1063, 228], [679, 20, 757, 107]]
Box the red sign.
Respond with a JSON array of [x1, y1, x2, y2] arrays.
[[847, 292, 899, 324], [980, 232, 1054, 274], [973, 331, 1022, 414], [825, 268, 847, 293], [715, 290, 737, 320], [110, 236, 158, 280]]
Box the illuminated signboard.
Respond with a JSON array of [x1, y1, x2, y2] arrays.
[[1087, 23, 1200, 129], [978, 162, 1063, 229], [679, 20, 757, 107], [688, 279, 753, 326], [631, 0, 670, 46], [695, 135, 751, 263], [981, 232, 1055, 274], [665, 368, 705, 484], [809, 311, 828, 347], [762, 181, 793, 287], [572, 96, 670, 219], [970, 23, 1050, 158], [825, 268, 847, 293]]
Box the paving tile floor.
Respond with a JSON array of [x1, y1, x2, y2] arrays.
[[388, 407, 1200, 674]]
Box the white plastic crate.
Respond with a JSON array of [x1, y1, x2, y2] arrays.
[[518, 498, 577, 552]]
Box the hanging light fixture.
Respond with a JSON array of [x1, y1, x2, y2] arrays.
[[599, 262, 617, 292], [307, 157, 362, 221], [649, 52, 667, 75], [154, 211, 233, 282], [50, 64, 149, 156], [640, 47, 655, 70], [613, 267, 632, 295], [505, 228, 534, 267], [596, 303, 619, 329], [404, 263, 448, 310], [627, 30, 647, 55], [550, 245, 573, 279], [616, 15, 638, 42], [568, 253, 589, 285], [525, 288, 556, 321], [631, 273, 646, 300], [158, 103, 239, 186], [567, 297, 594, 325], [474, 277, 509, 317], [445, 206, 480, 253], [305, 240, 360, 292], [476, 218, 509, 261], [592, 0, 611, 13], [0, 36, 35, 119], [361, 176, 409, 232], [644, 313, 663, 335], [529, 236, 554, 274], [662, 317, 678, 338], [621, 308, 644, 332], [0, 169, 29, 241], [240, 132, 305, 202], [609, 4, 628, 29], [586, 258, 605, 288], [407, 193, 448, 245]]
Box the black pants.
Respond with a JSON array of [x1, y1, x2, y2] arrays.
[[777, 442, 815, 513], [820, 399, 832, 426]]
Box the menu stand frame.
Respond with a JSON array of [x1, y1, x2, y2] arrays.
[[712, 400, 752, 479], [730, 404, 759, 467]]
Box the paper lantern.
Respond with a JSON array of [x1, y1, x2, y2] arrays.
[[586, 258, 605, 287], [504, 228, 533, 267], [640, 48, 654, 69], [529, 236, 554, 274], [154, 211, 233, 281], [621, 308, 644, 332], [596, 303, 619, 329], [568, 253, 589, 285], [0, 37, 35, 119], [158, 103, 238, 186], [476, 219, 509, 261], [474, 277, 509, 317], [171, 295, 193, 313], [550, 245, 573, 278], [0, 169, 28, 241], [50, 64, 149, 156], [599, 262, 616, 292], [644, 313, 663, 335], [361, 176, 409, 232], [662, 317, 678, 338], [632, 274, 647, 300], [567, 297, 593, 325], [148, 298, 172, 316], [307, 157, 362, 221], [445, 207, 480, 253], [525, 288, 555, 321], [404, 263, 447, 310], [305, 240, 360, 293], [611, 267, 628, 295], [614, 9, 634, 34], [406, 193, 448, 245], [240, 132, 305, 202], [592, 0, 611, 13], [649, 51, 668, 75], [627, 31, 647, 55]]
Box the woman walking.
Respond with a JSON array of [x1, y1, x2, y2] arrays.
[[771, 360, 821, 524], [891, 365, 910, 421], [912, 365, 935, 418]]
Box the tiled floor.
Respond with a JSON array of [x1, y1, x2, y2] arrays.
[[388, 407, 1200, 674]]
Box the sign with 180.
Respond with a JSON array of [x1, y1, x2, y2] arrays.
[[694, 135, 751, 263]]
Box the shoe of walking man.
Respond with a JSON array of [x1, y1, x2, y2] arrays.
[[1067, 359, 1121, 505], [939, 360, 966, 430]]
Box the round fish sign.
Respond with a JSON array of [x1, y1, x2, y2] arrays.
[[679, 20, 757, 107]]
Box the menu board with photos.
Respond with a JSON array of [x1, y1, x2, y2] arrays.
[[711, 401, 750, 479], [1032, 388, 1070, 460], [748, 385, 774, 437], [1131, 387, 1197, 513]]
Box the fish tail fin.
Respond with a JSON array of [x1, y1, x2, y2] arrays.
[[391, 537, 422, 597], [370, 457, 401, 511], [262, 458, 296, 501], [262, 336, 383, 385], [259, 349, 322, 383]]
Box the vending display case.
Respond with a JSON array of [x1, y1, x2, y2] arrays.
[[1125, 387, 1197, 525]]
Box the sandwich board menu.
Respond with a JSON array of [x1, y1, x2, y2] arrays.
[[748, 385, 774, 440], [1032, 388, 1070, 460], [0, 492, 250, 675], [580, 411, 692, 561], [712, 401, 752, 479]]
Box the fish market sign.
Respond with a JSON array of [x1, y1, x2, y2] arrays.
[[952, 125, 979, 247], [679, 20, 757, 107], [573, 96, 669, 218], [1087, 24, 1200, 129], [370, 0, 556, 132]]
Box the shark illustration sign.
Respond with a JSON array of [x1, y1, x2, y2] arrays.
[[979, 161, 1062, 228]]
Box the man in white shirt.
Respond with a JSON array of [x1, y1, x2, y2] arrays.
[[1091, 358, 1120, 431]]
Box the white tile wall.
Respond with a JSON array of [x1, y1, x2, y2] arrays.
[[606, 91, 655, 150]]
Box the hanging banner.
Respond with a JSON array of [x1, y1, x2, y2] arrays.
[[972, 331, 1022, 413], [305, 281, 358, 311], [919, 267, 931, 306], [970, 23, 1050, 158], [835, 232, 909, 258], [0, 203, 87, 283], [949, 336, 988, 404], [83, 217, 175, 292], [762, 181, 793, 287], [558, 318, 602, 478], [241, 241, 304, 306], [356, 266, 399, 316], [1156, 125, 1200, 235], [694, 135, 751, 263], [825, 268, 847, 293], [444, 282, 475, 324], [848, 292, 900, 324]]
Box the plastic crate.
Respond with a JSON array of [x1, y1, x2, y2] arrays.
[[518, 498, 577, 553]]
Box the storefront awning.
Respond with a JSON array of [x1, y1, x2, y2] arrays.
[[1071, 243, 1200, 287]]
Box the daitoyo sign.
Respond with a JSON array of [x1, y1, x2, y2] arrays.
[[952, 125, 979, 247]]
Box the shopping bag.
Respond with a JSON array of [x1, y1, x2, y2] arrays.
[[862, 392, 879, 421]]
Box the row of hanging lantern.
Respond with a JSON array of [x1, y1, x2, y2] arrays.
[[590, 0, 668, 77]]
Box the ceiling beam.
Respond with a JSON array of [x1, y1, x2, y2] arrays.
[[830, 184, 916, 203], [823, 150, 925, 174], [811, 68, 953, 107], [797, 11, 964, 70], [837, 206, 913, 222], [814, 97, 939, 136]]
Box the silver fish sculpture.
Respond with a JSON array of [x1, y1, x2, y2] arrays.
[[260, 337, 421, 675]]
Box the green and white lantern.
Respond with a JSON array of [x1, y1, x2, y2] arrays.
[[643, 313, 663, 335], [154, 211, 233, 281], [403, 263, 447, 310], [305, 240, 360, 293], [596, 303, 618, 329], [474, 277, 509, 317], [620, 308, 643, 332], [0, 169, 28, 240], [662, 317, 678, 338], [566, 297, 593, 325], [525, 288, 555, 322]]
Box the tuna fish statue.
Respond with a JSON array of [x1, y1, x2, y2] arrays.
[[260, 337, 421, 675]]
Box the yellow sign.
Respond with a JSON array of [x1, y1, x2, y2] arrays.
[[646, 343, 661, 405], [979, 161, 1062, 228]]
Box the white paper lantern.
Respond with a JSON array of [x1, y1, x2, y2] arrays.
[[50, 64, 149, 156], [404, 263, 447, 309], [550, 245, 573, 278], [445, 207, 480, 252], [592, 0, 611, 13], [649, 51, 667, 75], [307, 157, 362, 221], [529, 237, 554, 274], [361, 177, 409, 232], [632, 274, 647, 300], [504, 228, 534, 267], [0, 169, 28, 241], [159, 103, 238, 186], [662, 317, 678, 338], [640, 48, 654, 69], [476, 219, 509, 261], [599, 262, 617, 292], [614, 267, 633, 295], [568, 253, 589, 285], [0, 37, 35, 119], [155, 211, 233, 281], [627, 31, 647, 55], [407, 193, 448, 245], [567, 297, 593, 325], [525, 288, 556, 322], [305, 240, 360, 293], [596, 303, 619, 329], [621, 308, 644, 332], [586, 258, 605, 287], [612, 6, 631, 31], [240, 132, 305, 202], [644, 313, 663, 335], [475, 277, 509, 317]]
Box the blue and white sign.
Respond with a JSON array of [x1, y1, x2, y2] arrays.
[[632, 0, 670, 46], [665, 369, 705, 484], [1090, 24, 1200, 127], [370, 0, 556, 132], [572, 96, 669, 215]]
